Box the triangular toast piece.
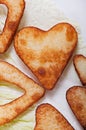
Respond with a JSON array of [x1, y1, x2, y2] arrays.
[[66, 86, 86, 129], [34, 103, 74, 130], [0, 60, 45, 125], [73, 54, 86, 85], [14, 23, 78, 90], [0, 0, 25, 53]]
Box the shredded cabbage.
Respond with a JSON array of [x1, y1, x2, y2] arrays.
[[0, 105, 35, 130], [0, 83, 35, 130]]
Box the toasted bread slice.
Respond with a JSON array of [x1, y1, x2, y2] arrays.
[[73, 55, 86, 85], [0, 0, 25, 53], [0, 60, 45, 125], [14, 23, 78, 90], [34, 103, 74, 130], [66, 86, 86, 129]]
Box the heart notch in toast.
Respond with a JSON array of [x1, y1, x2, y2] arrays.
[[14, 23, 78, 90]]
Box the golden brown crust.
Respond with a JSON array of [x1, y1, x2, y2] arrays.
[[14, 23, 78, 90], [34, 103, 74, 130], [0, 60, 45, 125], [73, 54, 86, 85], [0, 0, 25, 53], [66, 86, 86, 128]]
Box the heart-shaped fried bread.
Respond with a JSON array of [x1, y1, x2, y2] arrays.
[[34, 103, 74, 130], [0, 61, 45, 125], [73, 55, 86, 85], [66, 86, 86, 129], [0, 0, 25, 53], [14, 23, 78, 90]]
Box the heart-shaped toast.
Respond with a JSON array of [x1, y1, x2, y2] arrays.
[[73, 54, 86, 85], [34, 103, 74, 130], [0, 61, 45, 125], [66, 86, 86, 129], [14, 23, 78, 90], [0, 0, 25, 53]]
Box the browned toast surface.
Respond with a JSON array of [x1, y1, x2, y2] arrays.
[[66, 86, 86, 129], [0, 0, 25, 53], [73, 54, 86, 85], [0, 61, 45, 125], [34, 103, 74, 130], [14, 23, 78, 90]]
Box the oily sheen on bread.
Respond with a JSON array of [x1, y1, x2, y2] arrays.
[[0, 60, 45, 125], [34, 103, 74, 130], [14, 23, 78, 90], [73, 54, 86, 85], [0, 0, 25, 53], [66, 86, 86, 129]]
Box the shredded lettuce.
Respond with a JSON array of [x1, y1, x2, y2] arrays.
[[0, 83, 35, 130], [0, 106, 35, 130]]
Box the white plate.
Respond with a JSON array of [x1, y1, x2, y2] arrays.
[[0, 0, 86, 130]]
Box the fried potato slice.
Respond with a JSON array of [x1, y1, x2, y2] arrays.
[[0, 0, 25, 53], [14, 23, 78, 90], [73, 54, 86, 85], [0, 60, 45, 125], [34, 103, 74, 130], [66, 86, 86, 129]]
